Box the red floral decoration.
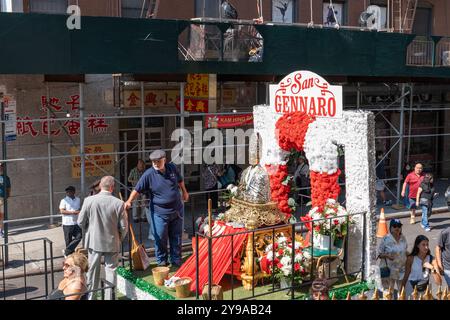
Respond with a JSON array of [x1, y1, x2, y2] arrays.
[[309, 169, 341, 212], [266, 164, 292, 218], [275, 112, 315, 152]]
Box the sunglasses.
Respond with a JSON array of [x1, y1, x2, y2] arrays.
[[392, 225, 402, 229]]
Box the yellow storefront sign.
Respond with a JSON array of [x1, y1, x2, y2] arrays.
[[71, 144, 114, 178], [124, 89, 180, 108], [185, 74, 209, 99]]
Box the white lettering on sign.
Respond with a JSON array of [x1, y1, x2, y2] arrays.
[[269, 70, 343, 118]]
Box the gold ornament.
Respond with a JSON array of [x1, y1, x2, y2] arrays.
[[442, 287, 448, 300], [372, 289, 379, 300], [436, 286, 442, 300], [383, 287, 393, 300], [359, 290, 367, 300], [398, 286, 406, 300], [411, 286, 419, 300], [423, 286, 433, 300]]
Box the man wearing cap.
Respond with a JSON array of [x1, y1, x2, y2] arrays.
[[59, 186, 82, 257], [0, 162, 11, 238], [125, 149, 189, 267]]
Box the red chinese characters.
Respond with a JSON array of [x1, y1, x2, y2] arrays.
[[64, 120, 81, 135], [87, 114, 109, 134], [66, 95, 80, 111], [40, 116, 61, 136], [17, 117, 39, 137], [41, 96, 62, 112]]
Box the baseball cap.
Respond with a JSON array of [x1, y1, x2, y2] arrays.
[[390, 219, 403, 228], [149, 149, 166, 161], [65, 186, 76, 192]]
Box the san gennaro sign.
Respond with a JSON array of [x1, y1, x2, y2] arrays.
[[269, 70, 343, 118]]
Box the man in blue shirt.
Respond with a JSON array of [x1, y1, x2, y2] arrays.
[[125, 150, 189, 267], [0, 163, 11, 238]]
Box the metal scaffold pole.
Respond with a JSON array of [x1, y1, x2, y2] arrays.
[[79, 83, 86, 198], [396, 83, 407, 205], [0, 92, 9, 265], [140, 82, 145, 159], [46, 84, 54, 226]]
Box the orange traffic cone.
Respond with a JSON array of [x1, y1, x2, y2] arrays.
[[376, 208, 388, 238]]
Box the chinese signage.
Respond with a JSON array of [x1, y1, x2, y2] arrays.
[[269, 70, 343, 118], [205, 114, 254, 128], [3, 95, 17, 142], [16, 94, 110, 137], [184, 74, 209, 112], [124, 89, 180, 108], [70, 144, 114, 178]]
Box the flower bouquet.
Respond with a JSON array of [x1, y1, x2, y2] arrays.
[[301, 199, 351, 250], [259, 236, 310, 286]]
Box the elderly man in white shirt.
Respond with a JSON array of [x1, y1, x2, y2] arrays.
[[59, 186, 82, 257]]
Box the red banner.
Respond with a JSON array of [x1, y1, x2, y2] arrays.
[[205, 114, 254, 128]]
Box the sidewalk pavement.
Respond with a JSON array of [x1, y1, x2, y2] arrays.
[[0, 220, 192, 280]]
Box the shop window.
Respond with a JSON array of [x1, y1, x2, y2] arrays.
[[29, 0, 67, 14], [271, 0, 296, 23]]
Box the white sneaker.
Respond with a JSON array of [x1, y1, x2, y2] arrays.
[[425, 227, 431, 232]]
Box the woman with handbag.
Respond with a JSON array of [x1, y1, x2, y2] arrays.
[[377, 219, 408, 294], [401, 235, 438, 297], [416, 173, 435, 232]]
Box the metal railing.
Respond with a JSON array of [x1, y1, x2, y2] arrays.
[[33, 279, 116, 301], [435, 40, 450, 67], [406, 39, 434, 66], [195, 211, 366, 300], [1, 238, 55, 300], [178, 23, 263, 62]]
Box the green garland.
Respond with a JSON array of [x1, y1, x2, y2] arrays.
[[328, 281, 373, 300], [116, 267, 175, 300]]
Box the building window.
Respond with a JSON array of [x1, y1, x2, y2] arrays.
[[29, 0, 67, 14], [323, 1, 345, 26], [271, 0, 296, 23], [413, 7, 432, 36], [121, 0, 144, 18], [195, 0, 220, 18]]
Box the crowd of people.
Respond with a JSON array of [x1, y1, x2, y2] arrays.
[[378, 218, 450, 298], [1, 146, 444, 300], [47, 149, 189, 300]]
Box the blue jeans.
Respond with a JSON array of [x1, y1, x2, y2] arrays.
[[151, 208, 183, 265], [420, 204, 430, 228], [444, 269, 450, 287], [403, 185, 410, 207]]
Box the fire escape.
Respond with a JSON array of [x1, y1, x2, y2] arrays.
[[390, 0, 418, 33]]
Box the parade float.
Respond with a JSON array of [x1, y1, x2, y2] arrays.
[[116, 70, 378, 300]]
